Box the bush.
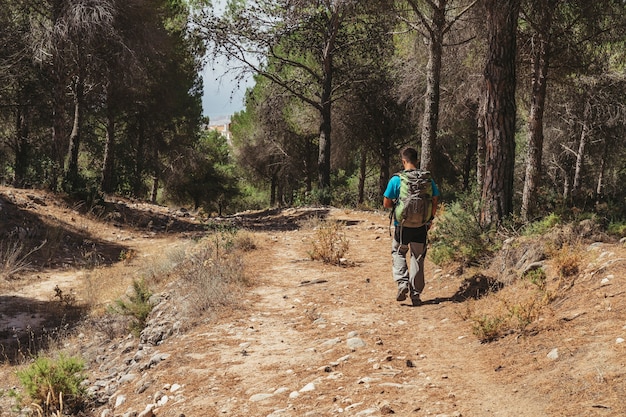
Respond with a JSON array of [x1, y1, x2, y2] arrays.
[[16, 355, 88, 415], [428, 198, 492, 266], [179, 231, 252, 313], [307, 219, 349, 265], [110, 279, 154, 336], [522, 213, 562, 236]]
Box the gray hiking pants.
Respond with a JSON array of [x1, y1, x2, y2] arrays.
[[392, 238, 426, 296]]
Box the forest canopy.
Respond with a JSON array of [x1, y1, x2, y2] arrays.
[[1, 0, 625, 226]]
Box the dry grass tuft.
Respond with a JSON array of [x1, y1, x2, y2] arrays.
[[304, 218, 349, 265]]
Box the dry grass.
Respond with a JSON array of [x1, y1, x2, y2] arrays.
[[304, 218, 349, 265]]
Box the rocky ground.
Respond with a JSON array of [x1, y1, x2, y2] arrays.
[[1, 186, 625, 417]]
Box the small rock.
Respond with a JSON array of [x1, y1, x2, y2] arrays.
[[249, 393, 273, 402], [137, 404, 156, 417], [299, 382, 316, 392], [114, 395, 126, 408], [347, 337, 366, 350], [547, 348, 559, 360], [616, 338, 625, 344]]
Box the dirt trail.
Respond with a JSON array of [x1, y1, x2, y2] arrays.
[[138, 209, 551, 416], [1, 189, 625, 417]]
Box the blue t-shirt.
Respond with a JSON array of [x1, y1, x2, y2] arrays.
[[384, 172, 440, 226]]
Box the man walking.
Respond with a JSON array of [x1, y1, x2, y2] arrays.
[[383, 147, 439, 306]]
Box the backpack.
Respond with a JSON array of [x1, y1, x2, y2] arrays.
[[393, 169, 433, 228]]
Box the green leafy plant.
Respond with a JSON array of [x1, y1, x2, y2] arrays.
[[16, 355, 87, 415], [471, 314, 507, 343], [110, 279, 153, 335], [429, 197, 492, 266], [522, 213, 562, 236]]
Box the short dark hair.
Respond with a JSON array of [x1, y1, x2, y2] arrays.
[[400, 147, 418, 165]]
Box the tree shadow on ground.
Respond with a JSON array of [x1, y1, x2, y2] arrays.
[[0, 295, 89, 364], [0, 195, 129, 271], [406, 273, 505, 307], [223, 207, 331, 231]]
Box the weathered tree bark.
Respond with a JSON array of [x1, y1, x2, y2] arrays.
[[317, 12, 338, 204], [476, 98, 486, 188], [463, 100, 478, 191], [133, 115, 145, 197], [420, 4, 445, 174], [358, 148, 367, 205], [521, 1, 555, 221], [64, 76, 84, 192], [150, 144, 159, 204], [595, 138, 608, 203], [13, 105, 29, 188], [379, 133, 391, 198], [571, 100, 591, 203], [480, 0, 520, 227], [101, 89, 116, 194]]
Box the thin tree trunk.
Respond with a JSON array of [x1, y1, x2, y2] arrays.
[[476, 98, 486, 188], [133, 115, 145, 197], [64, 76, 84, 192], [358, 148, 366, 205], [151, 144, 159, 204], [420, 6, 444, 174], [463, 100, 478, 191], [270, 174, 277, 207], [595, 138, 608, 203], [379, 133, 391, 198], [101, 108, 115, 194], [13, 106, 29, 188], [572, 100, 590, 203], [480, 0, 520, 227], [317, 76, 332, 203], [521, 1, 554, 221]]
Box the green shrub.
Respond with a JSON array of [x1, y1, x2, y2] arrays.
[[16, 355, 87, 415], [607, 221, 626, 237], [471, 315, 507, 342], [522, 213, 562, 236], [110, 279, 153, 335], [429, 197, 492, 266]]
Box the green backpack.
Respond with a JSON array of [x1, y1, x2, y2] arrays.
[[393, 169, 433, 228]]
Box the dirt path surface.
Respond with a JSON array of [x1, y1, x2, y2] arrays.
[[1, 188, 626, 417], [107, 209, 625, 417]]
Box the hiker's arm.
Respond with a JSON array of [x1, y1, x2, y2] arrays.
[[383, 197, 394, 209]]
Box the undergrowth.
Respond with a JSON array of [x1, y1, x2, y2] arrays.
[[16, 354, 88, 416], [305, 218, 349, 265]]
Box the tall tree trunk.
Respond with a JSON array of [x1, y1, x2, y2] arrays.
[[595, 138, 608, 203], [49, 81, 68, 191], [13, 106, 29, 188], [379, 133, 391, 198], [133, 115, 145, 197], [358, 148, 367, 205], [571, 100, 590, 204], [480, 0, 520, 227], [476, 98, 486, 188], [521, 1, 555, 221], [420, 5, 445, 174], [64, 76, 84, 192], [150, 144, 159, 204], [461, 99, 478, 191], [101, 109, 115, 194], [270, 173, 277, 207], [317, 72, 332, 203]]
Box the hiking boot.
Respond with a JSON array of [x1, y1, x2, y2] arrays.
[[396, 283, 409, 301], [411, 294, 422, 306]]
